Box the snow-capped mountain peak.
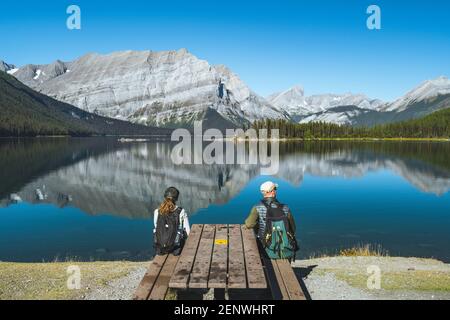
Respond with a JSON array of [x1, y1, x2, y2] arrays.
[[267, 85, 304, 105], [268, 85, 385, 123], [280, 76, 449, 126], [5, 51, 449, 128], [383, 76, 450, 112], [266, 85, 307, 119]]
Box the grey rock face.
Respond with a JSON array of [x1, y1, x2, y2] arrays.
[[269, 77, 450, 125], [0, 60, 16, 73], [12, 50, 289, 129], [268, 86, 385, 124], [9, 49, 448, 127]]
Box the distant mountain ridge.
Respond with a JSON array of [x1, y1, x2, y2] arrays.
[[269, 76, 450, 126], [4, 51, 449, 127], [0, 71, 171, 137], [8, 50, 289, 130], [268, 85, 384, 123], [381, 76, 450, 112]]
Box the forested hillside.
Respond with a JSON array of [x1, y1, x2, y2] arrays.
[[0, 71, 171, 137]]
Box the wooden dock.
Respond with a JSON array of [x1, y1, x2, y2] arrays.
[[134, 224, 306, 300]]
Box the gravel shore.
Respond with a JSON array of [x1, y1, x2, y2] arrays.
[[1, 257, 449, 300], [82, 256, 450, 300], [294, 256, 450, 300]]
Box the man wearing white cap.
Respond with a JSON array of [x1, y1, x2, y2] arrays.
[[245, 181, 297, 259]]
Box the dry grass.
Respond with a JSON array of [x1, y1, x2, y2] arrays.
[[0, 261, 146, 300], [339, 244, 389, 257], [309, 244, 389, 259]]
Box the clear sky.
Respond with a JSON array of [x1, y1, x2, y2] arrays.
[[1, 0, 449, 101]]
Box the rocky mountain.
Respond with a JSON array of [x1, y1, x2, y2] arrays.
[[10, 50, 289, 130], [0, 60, 17, 74], [382, 76, 450, 112], [270, 77, 450, 126], [268, 86, 384, 123], [355, 77, 450, 126], [298, 105, 377, 125], [0, 70, 171, 137], [267, 85, 309, 120], [7, 50, 449, 128]]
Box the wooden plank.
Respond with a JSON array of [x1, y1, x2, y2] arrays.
[[275, 260, 306, 300], [149, 254, 180, 300], [208, 224, 229, 288], [133, 254, 168, 300], [189, 224, 215, 288], [169, 224, 204, 288], [227, 224, 246, 288], [268, 258, 289, 300], [241, 226, 267, 289]]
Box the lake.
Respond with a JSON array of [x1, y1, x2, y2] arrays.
[[1, 138, 449, 262]]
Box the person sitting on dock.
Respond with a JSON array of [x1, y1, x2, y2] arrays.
[[245, 181, 298, 260], [153, 187, 190, 256]]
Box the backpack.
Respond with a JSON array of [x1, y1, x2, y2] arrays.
[[154, 207, 184, 255], [261, 201, 297, 260]]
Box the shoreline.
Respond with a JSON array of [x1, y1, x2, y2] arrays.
[[226, 137, 450, 142], [0, 134, 172, 139], [1, 135, 448, 142], [1, 256, 449, 300]]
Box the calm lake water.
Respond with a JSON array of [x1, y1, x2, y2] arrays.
[[1, 138, 449, 262]]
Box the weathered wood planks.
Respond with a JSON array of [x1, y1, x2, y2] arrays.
[[133, 254, 168, 300], [264, 258, 306, 300], [189, 224, 215, 288], [134, 224, 307, 300], [208, 224, 229, 288], [241, 225, 267, 289], [266, 257, 289, 300], [228, 224, 246, 288], [169, 224, 204, 289], [148, 254, 180, 300], [275, 259, 306, 300], [169, 224, 267, 290]]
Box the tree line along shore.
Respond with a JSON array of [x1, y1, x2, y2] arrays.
[[250, 107, 450, 140]]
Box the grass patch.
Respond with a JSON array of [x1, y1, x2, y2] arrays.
[[164, 288, 178, 300], [309, 244, 389, 259], [339, 244, 389, 257], [0, 261, 145, 300]]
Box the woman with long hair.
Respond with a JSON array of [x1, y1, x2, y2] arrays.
[[153, 187, 190, 256]]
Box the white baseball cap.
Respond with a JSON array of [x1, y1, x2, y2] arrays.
[[260, 181, 278, 193]]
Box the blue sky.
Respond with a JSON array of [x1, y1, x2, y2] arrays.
[[1, 0, 449, 101]]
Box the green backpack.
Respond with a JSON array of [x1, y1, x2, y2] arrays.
[[261, 202, 297, 260]]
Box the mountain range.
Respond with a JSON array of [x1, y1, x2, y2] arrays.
[[2, 50, 449, 129], [268, 77, 450, 126], [0, 71, 170, 137], [2, 50, 288, 130]]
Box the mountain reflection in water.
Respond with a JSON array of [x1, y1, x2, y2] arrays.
[[1, 139, 449, 217], [0, 138, 449, 262]]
